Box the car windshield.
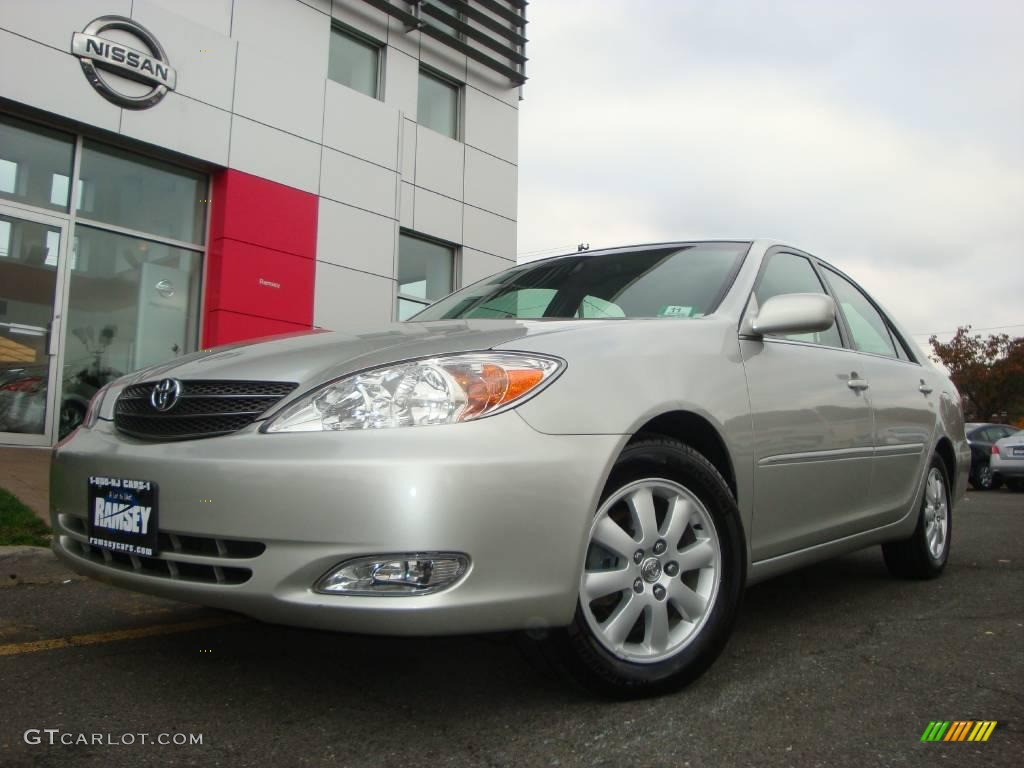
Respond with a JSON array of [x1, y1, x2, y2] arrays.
[[410, 242, 750, 321]]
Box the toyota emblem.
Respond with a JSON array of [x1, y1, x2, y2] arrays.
[[150, 378, 182, 411]]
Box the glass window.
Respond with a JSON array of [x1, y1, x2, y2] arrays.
[[329, 26, 381, 98], [77, 141, 206, 244], [427, 0, 462, 37], [397, 233, 454, 318], [0, 114, 75, 212], [64, 226, 202, 384], [418, 69, 459, 139], [822, 268, 898, 357], [0, 215, 62, 435], [752, 252, 842, 346], [414, 243, 748, 321]]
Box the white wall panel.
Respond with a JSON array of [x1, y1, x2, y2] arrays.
[[229, 116, 321, 193], [420, 34, 467, 83], [323, 81, 400, 170], [132, 0, 236, 111], [330, 0, 389, 42], [384, 47, 418, 119], [314, 261, 396, 331], [320, 147, 397, 218], [467, 58, 520, 109], [461, 248, 514, 287], [386, 15, 419, 59], [148, 0, 232, 37], [415, 126, 463, 200], [317, 197, 397, 278], [414, 187, 462, 244], [0, 0, 130, 51], [0, 30, 120, 133], [463, 205, 516, 260], [399, 182, 415, 229], [464, 87, 518, 164], [399, 118, 417, 182], [464, 147, 516, 219], [121, 91, 230, 165], [231, 0, 327, 141]]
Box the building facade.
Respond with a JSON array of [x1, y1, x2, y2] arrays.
[[0, 0, 526, 446]]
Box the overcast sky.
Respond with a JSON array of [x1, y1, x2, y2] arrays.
[[516, 0, 1024, 350]]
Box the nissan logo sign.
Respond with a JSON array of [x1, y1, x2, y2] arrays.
[[150, 379, 182, 412], [71, 15, 176, 109]]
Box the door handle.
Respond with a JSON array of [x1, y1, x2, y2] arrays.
[[847, 374, 869, 391], [919, 380, 933, 395]]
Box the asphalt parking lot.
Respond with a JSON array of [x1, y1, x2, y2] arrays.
[[1, 490, 1021, 767]]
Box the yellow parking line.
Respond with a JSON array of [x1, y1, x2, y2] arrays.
[[0, 616, 246, 657]]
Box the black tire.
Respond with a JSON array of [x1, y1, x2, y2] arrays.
[[882, 454, 952, 579], [538, 435, 746, 698], [969, 462, 1000, 491]]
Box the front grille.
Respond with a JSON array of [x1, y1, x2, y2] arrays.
[[114, 379, 297, 440], [60, 515, 263, 586]]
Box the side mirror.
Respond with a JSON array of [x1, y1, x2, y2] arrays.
[[750, 293, 836, 337]]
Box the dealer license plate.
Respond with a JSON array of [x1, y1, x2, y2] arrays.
[[86, 476, 159, 557], [1013, 446, 1024, 457]]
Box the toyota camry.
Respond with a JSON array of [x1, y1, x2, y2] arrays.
[[50, 240, 970, 696]]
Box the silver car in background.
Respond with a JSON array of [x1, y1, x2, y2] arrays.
[[51, 240, 969, 696], [991, 431, 1024, 491]]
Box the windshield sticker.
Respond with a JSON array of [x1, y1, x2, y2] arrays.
[[659, 305, 693, 317]]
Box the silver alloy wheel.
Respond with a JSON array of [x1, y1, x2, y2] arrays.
[[580, 478, 721, 664], [979, 465, 994, 489], [923, 467, 949, 561]]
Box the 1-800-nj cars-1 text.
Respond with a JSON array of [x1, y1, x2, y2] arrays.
[[51, 240, 969, 696]]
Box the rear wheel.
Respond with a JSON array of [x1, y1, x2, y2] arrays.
[[970, 462, 1000, 491], [542, 437, 745, 698], [882, 455, 951, 579]]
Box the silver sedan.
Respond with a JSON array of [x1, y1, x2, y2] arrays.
[[51, 240, 970, 696]]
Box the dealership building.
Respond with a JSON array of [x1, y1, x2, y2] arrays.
[[0, 0, 526, 446]]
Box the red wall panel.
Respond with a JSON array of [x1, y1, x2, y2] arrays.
[[204, 311, 311, 346], [203, 170, 318, 347], [205, 239, 313, 325]]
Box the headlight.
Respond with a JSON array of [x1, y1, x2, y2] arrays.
[[264, 352, 563, 433]]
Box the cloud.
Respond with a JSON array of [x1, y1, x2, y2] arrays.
[[517, 1, 1024, 341]]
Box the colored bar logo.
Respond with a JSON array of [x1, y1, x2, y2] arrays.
[[921, 721, 997, 742]]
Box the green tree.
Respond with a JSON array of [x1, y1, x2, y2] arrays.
[[929, 326, 1024, 422]]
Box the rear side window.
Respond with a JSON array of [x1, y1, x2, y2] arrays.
[[822, 268, 898, 358], [753, 252, 842, 347]]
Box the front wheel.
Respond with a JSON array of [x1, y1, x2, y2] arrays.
[[542, 436, 745, 698], [882, 455, 951, 579]]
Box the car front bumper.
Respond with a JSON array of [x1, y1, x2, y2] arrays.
[[51, 413, 623, 635]]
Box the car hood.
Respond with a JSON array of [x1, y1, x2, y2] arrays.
[[122, 319, 612, 393]]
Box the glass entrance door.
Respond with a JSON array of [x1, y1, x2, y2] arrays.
[[0, 205, 69, 446]]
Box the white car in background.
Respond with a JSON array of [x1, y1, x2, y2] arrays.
[[991, 431, 1024, 491]]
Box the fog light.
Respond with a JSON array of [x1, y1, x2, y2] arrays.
[[315, 553, 469, 596]]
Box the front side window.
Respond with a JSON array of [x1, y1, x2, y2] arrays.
[[329, 26, 381, 98], [822, 268, 898, 358], [418, 69, 459, 139], [397, 233, 454, 320], [412, 242, 748, 321], [753, 252, 842, 347]]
